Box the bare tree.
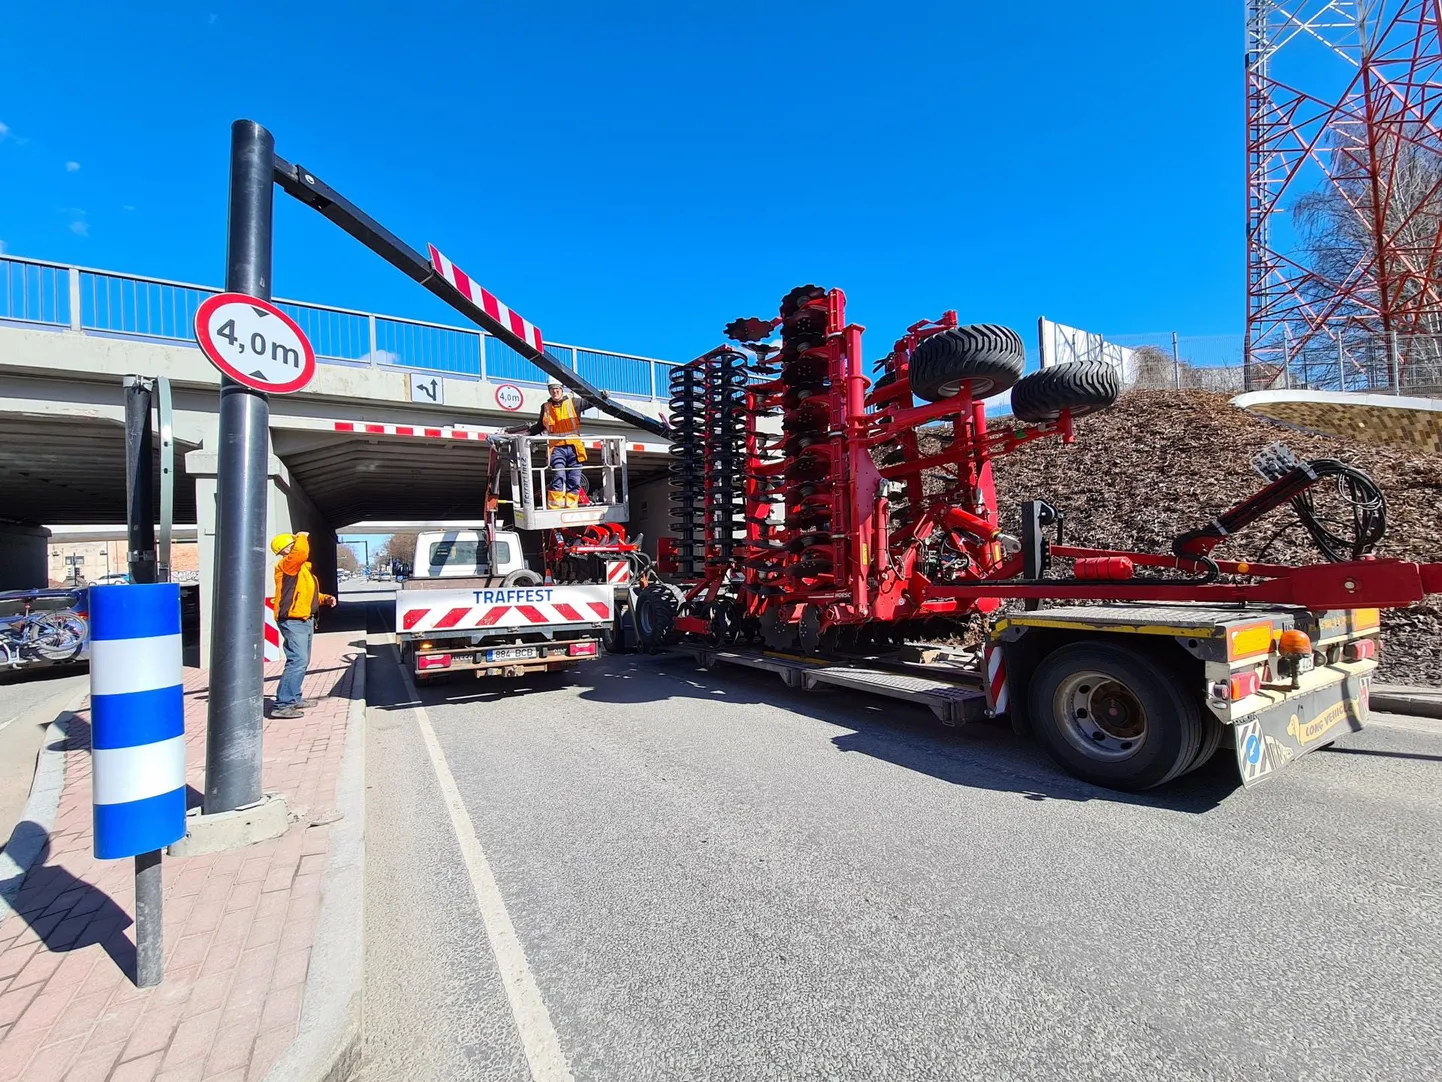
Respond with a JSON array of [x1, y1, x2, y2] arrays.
[[376, 532, 418, 570], [336, 545, 359, 573]]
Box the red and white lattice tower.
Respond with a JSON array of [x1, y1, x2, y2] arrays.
[[1245, 1, 1442, 389]]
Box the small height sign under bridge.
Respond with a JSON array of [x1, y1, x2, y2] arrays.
[[194, 292, 316, 394]]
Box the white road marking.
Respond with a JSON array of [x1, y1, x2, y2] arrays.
[[405, 667, 575, 1082]]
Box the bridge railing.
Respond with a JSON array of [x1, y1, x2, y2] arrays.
[[0, 253, 673, 404]]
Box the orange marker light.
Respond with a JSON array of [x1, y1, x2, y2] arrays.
[[1278, 629, 1312, 656]]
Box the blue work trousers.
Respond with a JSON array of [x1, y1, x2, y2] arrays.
[[276, 617, 314, 707], [548, 445, 583, 496]]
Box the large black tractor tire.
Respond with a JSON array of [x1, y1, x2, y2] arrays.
[[1027, 641, 1203, 791], [908, 324, 1026, 402], [633, 585, 678, 653], [502, 569, 543, 587], [1009, 361, 1121, 423]]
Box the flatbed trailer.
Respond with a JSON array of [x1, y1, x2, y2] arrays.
[[673, 597, 1380, 790]]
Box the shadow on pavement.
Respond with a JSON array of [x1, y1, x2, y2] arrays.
[[1321, 745, 1442, 763], [0, 664, 87, 688], [574, 653, 1241, 814], [1, 820, 138, 984]]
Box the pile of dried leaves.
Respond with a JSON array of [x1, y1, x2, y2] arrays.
[[917, 391, 1442, 684]]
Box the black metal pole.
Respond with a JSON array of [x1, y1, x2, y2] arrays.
[[123, 376, 156, 585], [124, 374, 165, 985], [134, 849, 163, 986], [204, 119, 275, 815]]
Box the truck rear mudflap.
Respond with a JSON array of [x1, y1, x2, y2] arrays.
[[1233, 671, 1369, 787]]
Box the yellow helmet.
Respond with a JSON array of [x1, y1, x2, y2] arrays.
[[269, 532, 296, 555]]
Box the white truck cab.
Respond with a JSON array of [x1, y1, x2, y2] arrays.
[[408, 529, 530, 583]]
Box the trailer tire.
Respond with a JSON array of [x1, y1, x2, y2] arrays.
[[908, 324, 1025, 402], [1028, 641, 1202, 791], [502, 569, 543, 587], [1009, 361, 1121, 422], [1182, 714, 1224, 775], [633, 585, 677, 652]]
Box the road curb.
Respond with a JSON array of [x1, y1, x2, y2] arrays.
[[0, 686, 89, 923], [264, 651, 367, 1082], [1370, 690, 1442, 720]]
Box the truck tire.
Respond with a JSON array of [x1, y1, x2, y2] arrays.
[[633, 585, 677, 652], [1009, 361, 1120, 422], [908, 325, 1025, 402], [1027, 641, 1202, 791], [502, 569, 542, 587], [1182, 715, 1224, 775]]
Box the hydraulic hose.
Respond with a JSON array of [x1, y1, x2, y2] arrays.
[[1292, 459, 1386, 562]]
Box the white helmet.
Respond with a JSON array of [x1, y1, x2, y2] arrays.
[[546, 377, 563, 389]]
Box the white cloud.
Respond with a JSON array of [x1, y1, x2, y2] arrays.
[[208, 12, 218, 23], [69, 220, 89, 237], [0, 240, 7, 255], [65, 160, 79, 172], [122, 204, 136, 212], [360, 349, 401, 364], [0, 121, 8, 143]]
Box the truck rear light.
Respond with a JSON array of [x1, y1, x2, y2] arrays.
[[1345, 638, 1377, 661], [418, 653, 451, 670], [568, 642, 597, 657], [1229, 670, 1261, 701]]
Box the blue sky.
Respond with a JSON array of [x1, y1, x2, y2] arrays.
[[1, 2, 1240, 362]]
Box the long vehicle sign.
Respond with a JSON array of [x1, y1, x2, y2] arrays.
[[398, 585, 613, 633]]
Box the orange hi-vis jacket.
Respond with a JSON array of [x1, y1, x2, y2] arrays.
[[273, 534, 334, 621], [538, 396, 587, 461]]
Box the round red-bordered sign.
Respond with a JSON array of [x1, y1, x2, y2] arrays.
[[194, 292, 317, 394], [494, 383, 525, 411]]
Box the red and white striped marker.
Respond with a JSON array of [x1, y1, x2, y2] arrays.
[[333, 421, 493, 440], [984, 643, 1009, 715], [428, 244, 545, 353], [400, 599, 612, 633], [605, 560, 631, 586], [263, 598, 283, 663]]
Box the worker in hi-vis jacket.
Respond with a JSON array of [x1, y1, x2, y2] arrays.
[[268, 531, 336, 719], [528, 377, 589, 508]]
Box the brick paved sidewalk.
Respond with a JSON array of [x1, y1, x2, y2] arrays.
[[0, 631, 363, 1082]]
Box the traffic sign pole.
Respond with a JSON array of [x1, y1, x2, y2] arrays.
[[204, 118, 275, 815]]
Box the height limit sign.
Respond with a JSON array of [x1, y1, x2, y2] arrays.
[[194, 293, 316, 394]]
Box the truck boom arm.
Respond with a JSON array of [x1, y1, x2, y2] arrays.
[[271, 154, 669, 439]]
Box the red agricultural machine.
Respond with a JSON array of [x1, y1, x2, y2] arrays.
[[631, 284, 1442, 791]]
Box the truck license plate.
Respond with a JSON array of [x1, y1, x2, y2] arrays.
[[487, 647, 538, 662]]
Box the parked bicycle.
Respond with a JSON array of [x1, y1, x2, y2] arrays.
[[0, 591, 88, 670]]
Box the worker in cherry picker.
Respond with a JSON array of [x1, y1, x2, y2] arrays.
[[529, 376, 588, 509]]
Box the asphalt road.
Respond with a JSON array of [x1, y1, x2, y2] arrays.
[[357, 603, 1442, 1082]]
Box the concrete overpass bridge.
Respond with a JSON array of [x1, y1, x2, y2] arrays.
[[0, 253, 678, 658]]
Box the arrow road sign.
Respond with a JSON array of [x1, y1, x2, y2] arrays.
[[194, 293, 316, 394]]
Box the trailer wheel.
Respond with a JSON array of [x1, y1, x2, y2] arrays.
[[503, 569, 543, 587], [908, 325, 1025, 402], [633, 585, 677, 652], [1028, 641, 1202, 791], [1009, 361, 1121, 423]]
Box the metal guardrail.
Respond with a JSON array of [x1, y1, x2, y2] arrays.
[[0, 253, 674, 403]]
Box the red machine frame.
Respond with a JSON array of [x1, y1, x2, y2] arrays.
[[662, 285, 1442, 650]]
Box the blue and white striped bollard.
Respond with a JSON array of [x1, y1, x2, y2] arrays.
[[89, 584, 187, 858], [88, 582, 185, 988]]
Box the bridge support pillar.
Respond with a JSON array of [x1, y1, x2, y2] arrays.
[[0, 524, 51, 590], [185, 448, 336, 670]]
